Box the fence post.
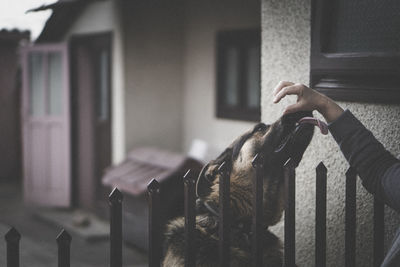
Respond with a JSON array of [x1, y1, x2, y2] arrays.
[[218, 161, 231, 267], [373, 197, 384, 267], [5, 227, 21, 267], [148, 179, 161, 267], [56, 229, 71, 267], [345, 167, 356, 267], [315, 162, 327, 267], [183, 169, 196, 267], [109, 188, 123, 267], [251, 154, 264, 267], [284, 159, 296, 267]]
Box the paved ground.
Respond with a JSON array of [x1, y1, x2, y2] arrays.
[[0, 182, 148, 267]]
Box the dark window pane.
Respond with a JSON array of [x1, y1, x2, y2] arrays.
[[327, 0, 400, 53], [29, 53, 45, 116], [224, 46, 240, 107], [48, 52, 63, 115], [246, 45, 260, 108], [216, 29, 261, 122]]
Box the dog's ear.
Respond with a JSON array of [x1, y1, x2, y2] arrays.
[[196, 148, 232, 198]]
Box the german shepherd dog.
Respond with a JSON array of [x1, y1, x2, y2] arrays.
[[163, 111, 314, 266]]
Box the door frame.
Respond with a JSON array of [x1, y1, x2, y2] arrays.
[[69, 32, 113, 217]]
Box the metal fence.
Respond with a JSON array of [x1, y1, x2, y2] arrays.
[[4, 154, 385, 267]]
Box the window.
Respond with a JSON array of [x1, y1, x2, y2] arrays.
[[216, 29, 261, 122], [29, 50, 65, 116], [311, 0, 400, 103]]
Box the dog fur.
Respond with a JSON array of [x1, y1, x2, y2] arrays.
[[162, 112, 314, 266]]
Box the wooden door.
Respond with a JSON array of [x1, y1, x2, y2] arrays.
[[21, 44, 71, 207]]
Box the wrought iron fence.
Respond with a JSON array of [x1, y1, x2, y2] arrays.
[[4, 154, 385, 267]]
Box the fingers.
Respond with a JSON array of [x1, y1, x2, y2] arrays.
[[283, 103, 303, 115], [272, 81, 294, 96], [273, 84, 303, 103]]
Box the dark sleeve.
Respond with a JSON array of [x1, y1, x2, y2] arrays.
[[328, 109, 400, 212]]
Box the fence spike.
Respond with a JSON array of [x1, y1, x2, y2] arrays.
[[251, 153, 263, 168], [56, 229, 71, 267], [345, 167, 357, 267], [109, 187, 123, 267], [183, 169, 191, 181], [109, 187, 123, 203], [183, 169, 196, 267], [147, 178, 160, 193], [56, 229, 72, 243], [148, 178, 161, 267], [218, 161, 228, 173], [315, 161, 327, 267], [316, 161, 327, 174], [284, 158, 296, 267], [345, 167, 357, 178], [252, 153, 264, 267], [218, 161, 231, 267], [5, 227, 21, 244], [5, 227, 21, 267], [373, 197, 385, 267]]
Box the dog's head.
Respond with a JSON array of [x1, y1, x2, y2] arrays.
[[196, 111, 314, 226]]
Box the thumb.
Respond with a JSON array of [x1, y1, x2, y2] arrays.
[[283, 103, 303, 115]]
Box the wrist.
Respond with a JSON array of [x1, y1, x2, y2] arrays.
[[316, 93, 330, 115], [316, 94, 344, 123]]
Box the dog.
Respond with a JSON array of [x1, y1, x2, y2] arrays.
[[162, 111, 314, 266]]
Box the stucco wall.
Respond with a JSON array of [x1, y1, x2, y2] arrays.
[[63, 0, 126, 164], [182, 0, 260, 161], [261, 0, 400, 266], [122, 0, 184, 153]]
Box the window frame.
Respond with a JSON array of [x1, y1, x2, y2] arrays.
[[310, 0, 400, 103], [216, 28, 261, 122]]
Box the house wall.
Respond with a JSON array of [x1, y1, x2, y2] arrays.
[[121, 0, 260, 159], [63, 0, 126, 164], [182, 0, 260, 161], [121, 0, 184, 153], [0, 33, 28, 182], [261, 0, 400, 266]]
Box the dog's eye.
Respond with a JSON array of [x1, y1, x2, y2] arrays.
[[255, 123, 268, 133]]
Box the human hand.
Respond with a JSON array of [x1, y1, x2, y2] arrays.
[[272, 81, 344, 123]]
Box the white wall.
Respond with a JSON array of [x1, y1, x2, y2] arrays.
[[121, 0, 260, 159], [182, 0, 261, 161], [63, 0, 126, 164], [121, 0, 184, 153], [261, 0, 400, 266]]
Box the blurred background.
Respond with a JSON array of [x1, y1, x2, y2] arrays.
[[1, 0, 399, 266], [0, 0, 260, 266]]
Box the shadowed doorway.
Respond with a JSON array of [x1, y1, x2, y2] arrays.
[[70, 32, 112, 218]]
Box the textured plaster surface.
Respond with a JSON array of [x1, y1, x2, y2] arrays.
[[261, 0, 400, 266]]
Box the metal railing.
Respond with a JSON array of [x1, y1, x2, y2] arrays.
[[4, 154, 385, 267]]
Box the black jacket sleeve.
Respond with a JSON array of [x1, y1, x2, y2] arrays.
[[328, 109, 400, 212]]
